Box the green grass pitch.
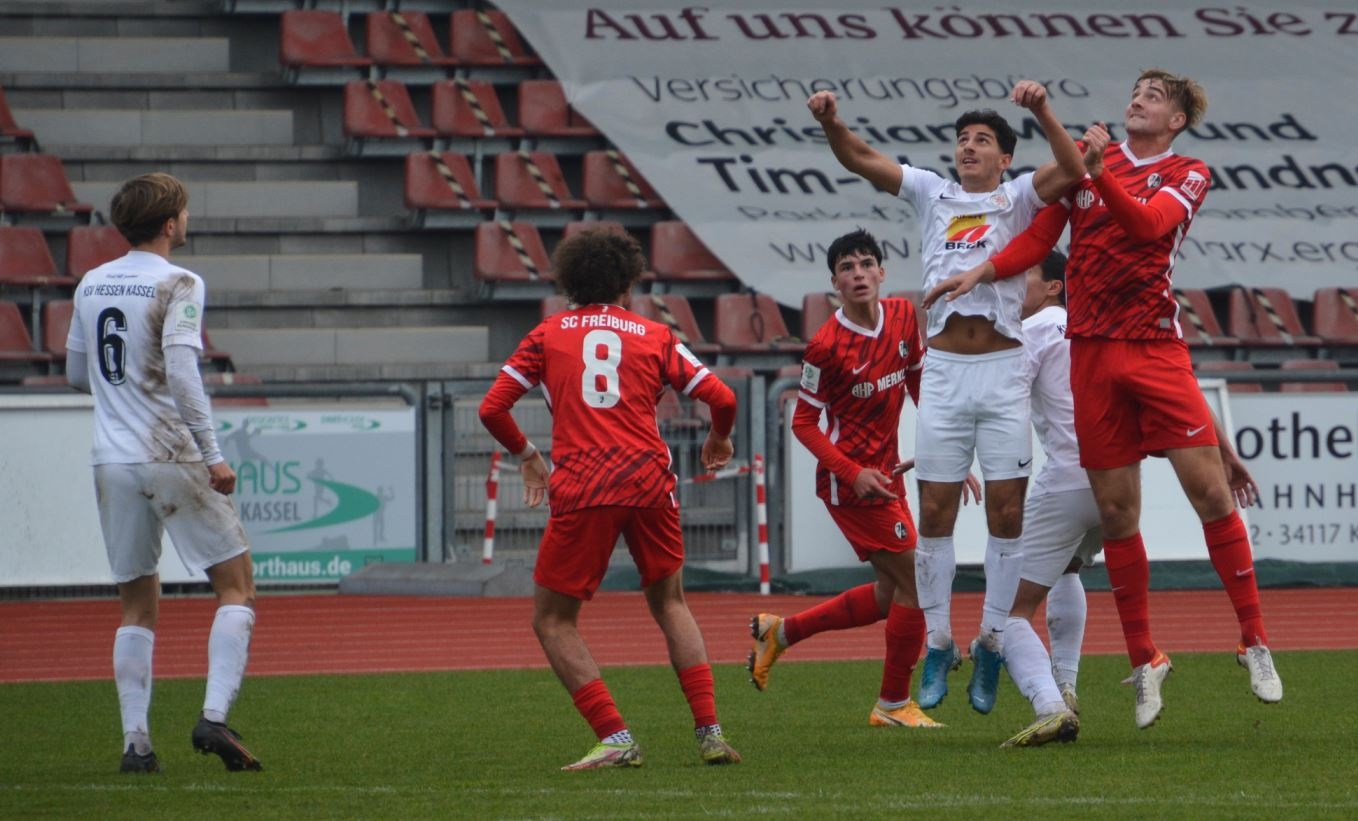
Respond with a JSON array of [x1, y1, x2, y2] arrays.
[[3, 651, 1356, 819]]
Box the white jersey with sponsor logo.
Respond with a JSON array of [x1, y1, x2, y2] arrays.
[[67, 250, 207, 465], [1022, 305, 1088, 495], [897, 166, 1043, 341]]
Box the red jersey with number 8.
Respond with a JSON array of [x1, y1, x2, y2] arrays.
[[495, 304, 724, 514]]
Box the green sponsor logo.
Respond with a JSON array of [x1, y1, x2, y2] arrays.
[[319, 414, 382, 431], [267, 479, 381, 534]]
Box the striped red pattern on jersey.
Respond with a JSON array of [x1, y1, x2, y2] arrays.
[[1065, 144, 1210, 340], [800, 298, 924, 507]]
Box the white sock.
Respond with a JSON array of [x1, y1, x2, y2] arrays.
[[203, 605, 254, 723], [981, 536, 1023, 639], [114, 626, 155, 754], [914, 536, 956, 649], [1003, 616, 1065, 716], [1046, 572, 1087, 688]]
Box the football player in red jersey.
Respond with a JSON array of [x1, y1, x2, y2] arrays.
[[747, 229, 952, 728], [479, 229, 741, 769], [926, 69, 1281, 730]]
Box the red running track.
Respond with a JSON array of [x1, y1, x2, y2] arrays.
[[1, 588, 1353, 684]]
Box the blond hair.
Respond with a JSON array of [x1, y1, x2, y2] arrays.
[[111, 172, 188, 246], [1137, 68, 1208, 133]]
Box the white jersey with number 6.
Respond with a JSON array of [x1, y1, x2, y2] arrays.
[[67, 250, 207, 466]]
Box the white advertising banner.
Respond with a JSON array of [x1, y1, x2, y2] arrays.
[[497, 1, 1358, 306]]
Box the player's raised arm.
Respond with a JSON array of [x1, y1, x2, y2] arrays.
[[808, 91, 903, 196], [1083, 121, 1196, 242], [1012, 80, 1086, 203]]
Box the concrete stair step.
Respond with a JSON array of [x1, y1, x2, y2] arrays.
[[14, 109, 293, 147], [209, 326, 488, 369], [177, 253, 423, 292], [72, 180, 359, 219], [0, 37, 230, 73]]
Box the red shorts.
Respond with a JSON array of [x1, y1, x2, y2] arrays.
[[1069, 337, 1217, 470], [825, 498, 917, 562], [534, 505, 684, 601]]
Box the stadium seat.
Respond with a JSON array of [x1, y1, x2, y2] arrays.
[[1278, 358, 1347, 393], [403, 151, 496, 227], [801, 292, 842, 340], [0, 300, 52, 378], [582, 150, 664, 210], [1173, 288, 1239, 359], [1227, 287, 1321, 361], [199, 328, 235, 371], [492, 150, 586, 213], [1195, 359, 1262, 393], [714, 293, 804, 354], [365, 11, 459, 68], [19, 373, 68, 387], [632, 293, 719, 356], [66, 225, 130, 279], [431, 79, 523, 139], [518, 80, 599, 138], [0, 226, 73, 288], [40, 298, 72, 360], [0, 154, 93, 223], [473, 220, 553, 284], [0, 85, 36, 151], [650, 221, 737, 283], [449, 10, 540, 68], [342, 79, 436, 155], [280, 10, 372, 84], [1311, 288, 1358, 363]]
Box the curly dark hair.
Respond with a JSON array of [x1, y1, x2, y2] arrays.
[[955, 109, 1017, 156], [825, 228, 883, 274], [553, 228, 646, 306]]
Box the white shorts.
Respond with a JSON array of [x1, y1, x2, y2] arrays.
[[94, 462, 250, 584], [915, 347, 1032, 482], [1018, 487, 1102, 589]]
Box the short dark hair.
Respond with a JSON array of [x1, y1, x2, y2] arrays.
[[553, 228, 646, 306], [955, 109, 1017, 156], [825, 228, 882, 274], [1039, 250, 1068, 306], [111, 172, 188, 246]]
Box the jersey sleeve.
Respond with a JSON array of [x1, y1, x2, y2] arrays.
[[791, 339, 862, 487], [991, 203, 1069, 279], [66, 296, 86, 354], [896, 164, 944, 210], [1089, 160, 1207, 242], [478, 324, 545, 455], [162, 273, 206, 350], [662, 333, 736, 437]]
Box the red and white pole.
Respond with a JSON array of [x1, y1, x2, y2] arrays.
[[482, 451, 501, 565], [755, 453, 770, 595]]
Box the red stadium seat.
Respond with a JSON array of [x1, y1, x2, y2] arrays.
[[343, 80, 435, 154], [1173, 288, 1240, 357], [41, 298, 72, 359], [473, 221, 553, 283], [0, 226, 72, 287], [0, 299, 51, 368], [650, 221, 736, 283], [431, 79, 523, 139], [492, 151, 586, 211], [0, 155, 93, 221], [1278, 358, 1346, 393], [403, 151, 496, 217], [582, 151, 664, 210], [280, 10, 371, 82], [632, 293, 719, 356], [0, 85, 36, 150], [714, 293, 804, 354], [518, 80, 599, 138], [366, 11, 459, 67], [66, 225, 130, 279], [449, 10, 540, 67], [1312, 288, 1358, 345], [1227, 287, 1322, 358], [801, 292, 842, 340], [1195, 359, 1263, 393]]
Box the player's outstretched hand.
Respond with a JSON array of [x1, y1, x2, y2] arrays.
[[521, 451, 549, 507], [1221, 446, 1260, 508], [892, 458, 915, 476], [853, 468, 898, 500], [923, 261, 995, 309], [1010, 80, 1048, 111], [702, 432, 734, 472], [962, 472, 983, 505], [806, 91, 839, 124], [207, 462, 237, 496], [1083, 122, 1110, 177]]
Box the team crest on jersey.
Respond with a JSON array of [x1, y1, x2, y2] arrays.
[[852, 382, 874, 399], [1075, 190, 1096, 209], [894, 521, 907, 540], [898, 340, 908, 358], [800, 362, 821, 393], [1180, 170, 1207, 201], [1147, 172, 1162, 189], [944, 215, 991, 250], [989, 191, 1010, 209]]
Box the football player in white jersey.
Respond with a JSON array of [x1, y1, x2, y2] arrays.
[[997, 252, 1099, 748], [66, 173, 262, 774], [809, 81, 1086, 714]]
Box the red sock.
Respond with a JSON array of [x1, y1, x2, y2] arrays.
[[1204, 511, 1268, 646], [677, 663, 717, 728], [784, 583, 883, 646], [570, 679, 626, 740], [880, 603, 925, 703], [1104, 533, 1156, 667]]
